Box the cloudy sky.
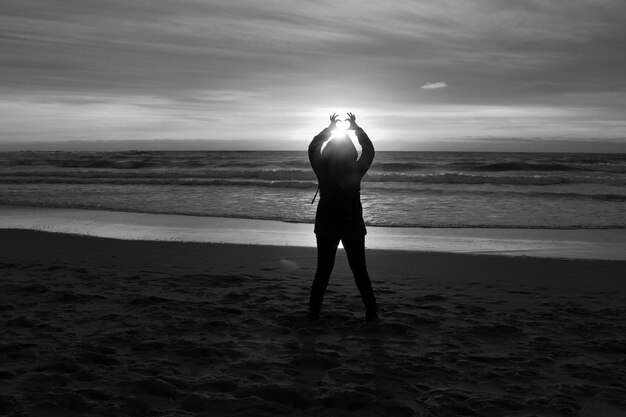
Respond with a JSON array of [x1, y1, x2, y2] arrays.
[[1, 0, 625, 151]]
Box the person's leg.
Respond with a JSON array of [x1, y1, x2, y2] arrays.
[[308, 235, 340, 319], [342, 236, 378, 320]]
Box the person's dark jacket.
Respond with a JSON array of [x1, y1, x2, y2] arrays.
[[308, 127, 374, 238]]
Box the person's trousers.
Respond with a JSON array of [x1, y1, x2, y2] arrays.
[[309, 235, 377, 316]]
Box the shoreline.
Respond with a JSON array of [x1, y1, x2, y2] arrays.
[[1, 205, 626, 260]]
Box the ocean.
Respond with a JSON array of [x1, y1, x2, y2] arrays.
[[0, 150, 624, 229]]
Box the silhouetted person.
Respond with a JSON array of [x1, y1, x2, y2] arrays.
[[308, 113, 378, 321]]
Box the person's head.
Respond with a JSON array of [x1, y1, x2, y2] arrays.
[[322, 135, 357, 164]]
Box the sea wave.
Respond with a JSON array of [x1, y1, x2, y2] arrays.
[[0, 152, 311, 170], [364, 172, 626, 186], [0, 168, 315, 180], [1, 176, 624, 202], [1, 201, 624, 230], [3, 151, 625, 174], [470, 162, 582, 172], [0, 176, 319, 189], [373, 162, 429, 172], [1, 169, 624, 187], [0, 158, 159, 169], [468, 161, 626, 174]]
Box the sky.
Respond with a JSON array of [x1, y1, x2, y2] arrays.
[[1, 0, 625, 152]]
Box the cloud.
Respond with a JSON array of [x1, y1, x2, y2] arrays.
[[1, 0, 626, 151], [420, 82, 448, 90]]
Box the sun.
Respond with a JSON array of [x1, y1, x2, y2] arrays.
[[335, 119, 350, 131], [330, 119, 350, 138], [319, 113, 361, 152]]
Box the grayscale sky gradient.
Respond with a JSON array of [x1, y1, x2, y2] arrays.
[[1, 0, 625, 151]]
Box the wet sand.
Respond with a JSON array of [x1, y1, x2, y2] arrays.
[[2, 206, 626, 260], [1, 229, 625, 416]]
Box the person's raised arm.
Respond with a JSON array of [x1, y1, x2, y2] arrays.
[[346, 112, 374, 176], [308, 114, 338, 170]]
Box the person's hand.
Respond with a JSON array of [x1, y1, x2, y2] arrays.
[[328, 113, 340, 130], [345, 112, 359, 130]]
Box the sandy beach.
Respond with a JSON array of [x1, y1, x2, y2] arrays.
[[1, 227, 625, 416]]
